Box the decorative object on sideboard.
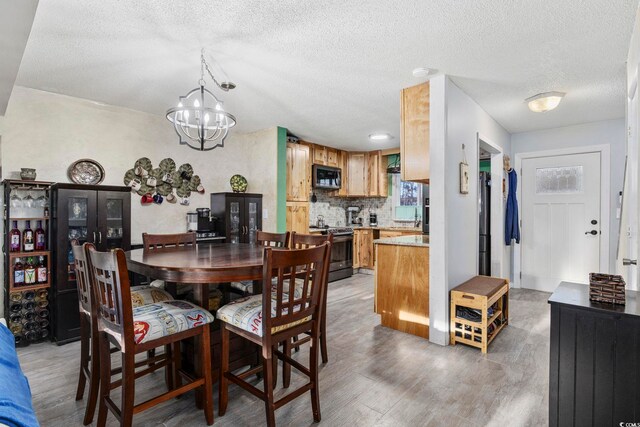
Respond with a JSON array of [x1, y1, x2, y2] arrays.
[[20, 168, 37, 181], [166, 48, 237, 151], [67, 159, 105, 185], [589, 273, 626, 305], [230, 174, 248, 193], [123, 157, 204, 205]]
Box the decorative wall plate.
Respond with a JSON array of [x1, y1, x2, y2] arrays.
[[68, 159, 105, 185]]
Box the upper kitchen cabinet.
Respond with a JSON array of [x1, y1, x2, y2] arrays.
[[335, 150, 349, 197], [347, 152, 368, 196], [326, 147, 339, 167], [367, 150, 388, 197], [312, 144, 327, 165], [401, 81, 430, 183], [286, 142, 311, 202]]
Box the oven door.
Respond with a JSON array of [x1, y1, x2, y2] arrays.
[[330, 234, 353, 270]]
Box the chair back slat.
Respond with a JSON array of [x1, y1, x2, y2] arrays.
[[72, 241, 92, 314], [88, 247, 134, 347], [142, 232, 196, 250], [257, 230, 290, 248], [263, 243, 330, 334], [289, 232, 333, 249]]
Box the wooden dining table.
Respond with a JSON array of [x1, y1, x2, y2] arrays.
[[125, 242, 268, 405]]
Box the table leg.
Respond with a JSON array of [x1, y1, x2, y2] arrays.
[[192, 284, 209, 409]]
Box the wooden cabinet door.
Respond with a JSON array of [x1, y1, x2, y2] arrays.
[[97, 190, 131, 251], [401, 81, 430, 183], [352, 231, 360, 268], [286, 202, 309, 234], [358, 229, 374, 268], [326, 147, 339, 167], [367, 151, 381, 196], [313, 145, 327, 165], [286, 142, 310, 202], [379, 155, 389, 197], [347, 152, 367, 196], [335, 150, 349, 197]]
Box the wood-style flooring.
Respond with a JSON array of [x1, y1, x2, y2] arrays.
[[17, 274, 550, 426]]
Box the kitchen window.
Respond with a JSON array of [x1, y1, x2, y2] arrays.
[[391, 174, 422, 221]]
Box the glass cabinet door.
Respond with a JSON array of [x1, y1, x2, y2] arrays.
[[229, 201, 241, 244], [247, 201, 257, 244], [66, 197, 89, 286], [103, 198, 123, 250], [97, 191, 131, 251]]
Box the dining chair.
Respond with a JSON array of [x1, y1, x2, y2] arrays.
[[230, 230, 290, 295], [217, 243, 330, 427], [87, 246, 215, 427], [142, 232, 197, 250], [281, 232, 333, 388], [72, 242, 174, 425]]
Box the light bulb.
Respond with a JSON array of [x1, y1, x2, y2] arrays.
[[215, 103, 222, 111], [194, 99, 200, 108], [204, 113, 210, 123], [184, 111, 190, 119], [177, 102, 183, 108]]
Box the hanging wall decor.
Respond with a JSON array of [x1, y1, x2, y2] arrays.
[[123, 157, 205, 206], [460, 144, 469, 194]]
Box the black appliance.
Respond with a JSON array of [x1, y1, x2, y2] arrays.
[[479, 172, 491, 276], [369, 212, 378, 226], [422, 184, 430, 234], [211, 192, 262, 244], [50, 183, 131, 344], [312, 164, 341, 190], [320, 227, 353, 282]]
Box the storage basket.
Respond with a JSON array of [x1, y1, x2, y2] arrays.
[[589, 273, 626, 305]]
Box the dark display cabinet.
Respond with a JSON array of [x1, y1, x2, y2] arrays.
[[210, 193, 262, 244], [3, 180, 54, 347], [50, 184, 131, 344]]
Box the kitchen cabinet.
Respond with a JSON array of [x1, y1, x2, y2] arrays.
[[379, 229, 422, 238], [334, 150, 349, 197], [211, 193, 262, 244], [51, 184, 131, 344], [326, 147, 339, 167], [286, 201, 309, 234], [401, 81, 430, 183], [286, 142, 310, 202], [366, 150, 388, 197], [347, 152, 368, 197], [354, 229, 374, 268], [312, 144, 327, 165]]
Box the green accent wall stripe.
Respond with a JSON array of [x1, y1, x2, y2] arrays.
[[276, 127, 287, 232]]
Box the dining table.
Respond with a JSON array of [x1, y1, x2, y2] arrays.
[[125, 242, 268, 406]]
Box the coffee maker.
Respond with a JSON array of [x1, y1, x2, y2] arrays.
[[196, 208, 217, 233], [369, 212, 378, 226]]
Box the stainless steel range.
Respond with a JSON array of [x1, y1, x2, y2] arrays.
[[321, 227, 354, 282]]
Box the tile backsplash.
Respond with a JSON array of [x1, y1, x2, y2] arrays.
[[308, 191, 418, 228]]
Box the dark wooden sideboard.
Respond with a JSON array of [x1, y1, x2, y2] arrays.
[[549, 282, 640, 426]]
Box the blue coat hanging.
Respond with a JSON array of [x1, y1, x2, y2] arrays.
[[505, 169, 520, 245]]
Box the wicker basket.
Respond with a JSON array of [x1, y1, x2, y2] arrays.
[[589, 273, 626, 305]]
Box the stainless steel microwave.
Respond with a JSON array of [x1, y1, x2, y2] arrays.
[[312, 164, 342, 190]]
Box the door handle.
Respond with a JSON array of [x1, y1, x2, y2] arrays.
[[98, 231, 102, 244], [92, 231, 96, 242], [623, 258, 638, 266], [585, 230, 598, 235]]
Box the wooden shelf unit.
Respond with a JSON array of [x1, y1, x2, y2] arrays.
[[450, 276, 509, 353], [8, 251, 52, 292]]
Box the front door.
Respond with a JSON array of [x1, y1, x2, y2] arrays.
[[521, 152, 601, 292]]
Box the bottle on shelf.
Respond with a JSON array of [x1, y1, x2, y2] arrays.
[[23, 220, 34, 252], [9, 221, 21, 252], [36, 256, 47, 284], [24, 257, 36, 285], [14, 258, 25, 286], [35, 220, 46, 250]]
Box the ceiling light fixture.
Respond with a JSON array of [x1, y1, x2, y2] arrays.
[[526, 91, 565, 113], [412, 67, 437, 79], [166, 49, 237, 151], [369, 133, 394, 141]]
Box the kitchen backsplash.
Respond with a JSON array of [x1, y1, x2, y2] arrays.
[[309, 191, 416, 228]]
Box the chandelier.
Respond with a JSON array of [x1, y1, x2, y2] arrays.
[[166, 50, 237, 151]]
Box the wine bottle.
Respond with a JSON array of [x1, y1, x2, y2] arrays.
[[14, 259, 25, 286], [23, 220, 34, 252], [9, 221, 21, 252], [36, 256, 47, 284], [34, 220, 46, 250], [24, 257, 36, 285]]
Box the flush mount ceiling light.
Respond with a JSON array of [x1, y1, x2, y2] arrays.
[[412, 67, 437, 79], [526, 91, 565, 113], [369, 133, 394, 141], [166, 49, 237, 151]]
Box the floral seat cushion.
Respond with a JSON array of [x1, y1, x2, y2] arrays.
[[132, 300, 214, 345], [130, 285, 174, 308], [216, 295, 310, 337]]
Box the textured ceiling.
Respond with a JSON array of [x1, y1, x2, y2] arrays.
[[14, 0, 639, 150]]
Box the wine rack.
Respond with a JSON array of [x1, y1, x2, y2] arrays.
[[3, 180, 53, 347]]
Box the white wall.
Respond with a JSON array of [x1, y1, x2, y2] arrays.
[[511, 119, 626, 272], [429, 76, 511, 345], [0, 86, 279, 318]]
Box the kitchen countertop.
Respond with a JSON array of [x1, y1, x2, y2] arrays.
[[374, 235, 430, 247], [308, 226, 422, 233]]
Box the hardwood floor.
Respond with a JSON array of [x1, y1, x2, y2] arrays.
[[17, 274, 550, 426]]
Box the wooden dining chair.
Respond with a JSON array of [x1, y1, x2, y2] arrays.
[[230, 230, 291, 295], [217, 243, 330, 427], [281, 232, 333, 388], [87, 246, 215, 427], [142, 232, 197, 250]]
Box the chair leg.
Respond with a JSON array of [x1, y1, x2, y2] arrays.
[[83, 322, 101, 425], [201, 326, 214, 425], [294, 335, 300, 353], [164, 345, 174, 391], [75, 314, 89, 401], [310, 328, 321, 422], [172, 342, 182, 390], [218, 323, 229, 416], [271, 345, 278, 389], [120, 350, 135, 427], [320, 314, 329, 364], [282, 338, 292, 388], [96, 332, 111, 427], [262, 347, 276, 427]]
